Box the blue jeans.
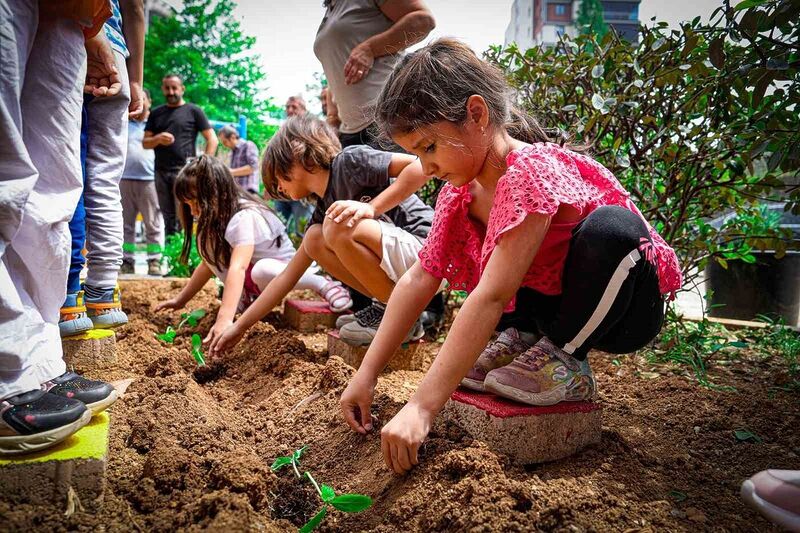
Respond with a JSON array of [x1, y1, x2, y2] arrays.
[[67, 103, 89, 294]]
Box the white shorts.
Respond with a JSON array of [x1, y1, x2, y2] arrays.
[[378, 220, 425, 283]]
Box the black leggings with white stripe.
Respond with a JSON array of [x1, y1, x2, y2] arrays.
[[497, 205, 665, 361]]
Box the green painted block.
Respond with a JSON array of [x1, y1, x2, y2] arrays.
[[0, 413, 110, 509]]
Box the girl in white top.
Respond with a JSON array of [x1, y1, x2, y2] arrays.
[[155, 155, 351, 348]]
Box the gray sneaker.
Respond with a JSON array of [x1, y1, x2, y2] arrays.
[[339, 304, 424, 346], [460, 328, 533, 391], [336, 301, 384, 329]]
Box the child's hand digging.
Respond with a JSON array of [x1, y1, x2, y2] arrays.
[[208, 322, 245, 356], [203, 319, 232, 356], [154, 297, 185, 312], [340, 372, 378, 434]]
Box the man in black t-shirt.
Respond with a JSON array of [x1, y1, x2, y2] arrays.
[[143, 74, 218, 235]]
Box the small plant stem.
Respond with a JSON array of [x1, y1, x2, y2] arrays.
[[291, 458, 302, 480], [304, 471, 323, 498]]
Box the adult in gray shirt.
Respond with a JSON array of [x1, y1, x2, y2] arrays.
[[313, 0, 435, 148]]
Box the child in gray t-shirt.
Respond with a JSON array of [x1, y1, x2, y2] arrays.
[[206, 116, 436, 355]]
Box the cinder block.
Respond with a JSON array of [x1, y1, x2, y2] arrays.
[[62, 329, 117, 371], [0, 412, 110, 510], [327, 329, 426, 371], [442, 388, 602, 464], [284, 299, 345, 333]]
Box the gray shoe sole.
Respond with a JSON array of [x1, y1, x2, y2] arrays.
[[89, 311, 128, 329], [483, 375, 567, 406], [85, 389, 119, 416], [59, 317, 94, 338], [459, 377, 486, 392], [0, 409, 91, 456], [335, 314, 358, 329]]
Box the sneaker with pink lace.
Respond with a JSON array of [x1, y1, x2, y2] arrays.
[[317, 280, 352, 312], [484, 337, 597, 406], [461, 328, 533, 392]]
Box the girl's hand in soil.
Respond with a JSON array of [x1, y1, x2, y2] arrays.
[[380, 401, 433, 474], [155, 297, 185, 312], [204, 318, 233, 353], [209, 322, 245, 355], [340, 372, 378, 434]]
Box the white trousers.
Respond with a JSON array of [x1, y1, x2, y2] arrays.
[[249, 258, 328, 293], [0, 2, 85, 398], [84, 49, 130, 288]]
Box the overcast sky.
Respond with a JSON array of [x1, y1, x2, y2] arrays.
[[221, 0, 514, 113]]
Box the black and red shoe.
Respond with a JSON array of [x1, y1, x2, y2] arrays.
[[0, 390, 90, 456], [43, 372, 119, 415]]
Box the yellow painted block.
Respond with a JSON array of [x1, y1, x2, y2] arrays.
[[63, 328, 115, 342], [0, 412, 109, 466]]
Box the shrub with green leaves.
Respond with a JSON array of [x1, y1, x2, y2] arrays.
[[271, 446, 373, 533], [162, 232, 202, 278], [487, 0, 798, 290]]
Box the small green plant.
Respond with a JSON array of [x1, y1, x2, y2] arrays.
[[734, 428, 763, 443], [156, 326, 177, 344], [191, 333, 206, 366], [271, 446, 373, 533]]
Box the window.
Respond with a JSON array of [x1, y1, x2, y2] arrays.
[[555, 4, 566, 15], [546, 1, 572, 22], [601, 1, 639, 22]]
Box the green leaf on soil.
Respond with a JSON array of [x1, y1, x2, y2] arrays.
[[734, 429, 762, 443], [668, 490, 688, 502], [156, 326, 177, 344], [321, 484, 336, 502], [329, 494, 373, 513], [185, 308, 206, 327], [299, 506, 327, 533], [191, 333, 205, 366], [270, 456, 293, 471]]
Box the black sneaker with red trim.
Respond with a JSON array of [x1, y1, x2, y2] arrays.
[[42, 372, 119, 415], [0, 390, 90, 456]]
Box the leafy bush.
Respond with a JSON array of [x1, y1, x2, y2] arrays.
[[487, 0, 798, 288], [162, 233, 201, 278]]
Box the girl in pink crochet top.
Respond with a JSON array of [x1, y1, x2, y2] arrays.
[[339, 39, 682, 474]]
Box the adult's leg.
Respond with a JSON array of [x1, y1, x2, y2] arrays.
[[83, 50, 130, 289], [120, 179, 138, 263], [545, 205, 664, 360], [0, 8, 85, 398], [140, 180, 164, 261], [154, 168, 180, 236]]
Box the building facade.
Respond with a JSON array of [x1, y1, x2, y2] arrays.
[[505, 0, 641, 48]]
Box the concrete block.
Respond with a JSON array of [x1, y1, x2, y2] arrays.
[[442, 388, 602, 464], [327, 329, 426, 371], [62, 329, 117, 372], [0, 412, 110, 510], [283, 299, 345, 333]]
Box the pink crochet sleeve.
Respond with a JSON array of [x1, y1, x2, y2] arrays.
[[417, 184, 482, 291], [485, 144, 599, 251]]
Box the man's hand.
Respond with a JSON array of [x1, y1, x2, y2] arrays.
[[129, 81, 144, 118], [344, 41, 375, 85], [158, 132, 175, 146], [84, 32, 121, 97], [326, 200, 376, 227]]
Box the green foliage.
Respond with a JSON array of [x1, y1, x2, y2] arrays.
[[576, 0, 608, 40], [162, 233, 201, 278], [486, 4, 797, 289], [155, 309, 207, 367], [271, 446, 373, 532], [144, 0, 281, 148], [751, 315, 800, 389], [734, 428, 763, 443]]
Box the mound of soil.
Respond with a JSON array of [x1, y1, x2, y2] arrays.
[[1, 278, 798, 532]]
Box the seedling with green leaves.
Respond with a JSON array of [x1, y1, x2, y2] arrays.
[[155, 308, 208, 366], [191, 334, 206, 366], [271, 446, 373, 533]]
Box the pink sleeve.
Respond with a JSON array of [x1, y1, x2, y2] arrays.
[[417, 185, 481, 290], [486, 144, 599, 249]]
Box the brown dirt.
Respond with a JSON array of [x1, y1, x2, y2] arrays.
[[1, 278, 798, 532]]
